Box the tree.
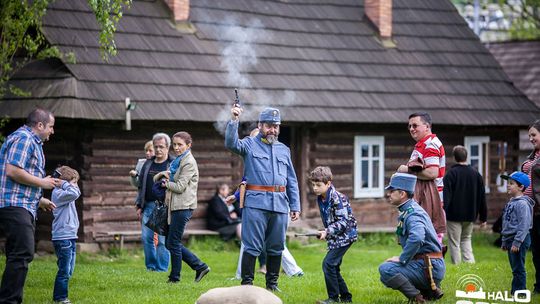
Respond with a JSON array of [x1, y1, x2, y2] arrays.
[[503, 0, 540, 40], [0, 0, 131, 98]]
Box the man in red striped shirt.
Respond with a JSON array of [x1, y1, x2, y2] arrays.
[[398, 112, 446, 244]]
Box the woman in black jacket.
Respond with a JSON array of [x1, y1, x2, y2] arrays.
[[207, 183, 242, 241]]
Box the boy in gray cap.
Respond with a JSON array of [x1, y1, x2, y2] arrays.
[[379, 173, 445, 303]]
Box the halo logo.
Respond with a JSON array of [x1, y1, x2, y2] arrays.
[[456, 274, 486, 299], [454, 274, 531, 304]]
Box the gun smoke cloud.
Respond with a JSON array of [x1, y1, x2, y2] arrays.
[[213, 17, 297, 135]]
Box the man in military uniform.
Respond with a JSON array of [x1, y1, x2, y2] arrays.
[[379, 173, 446, 303], [225, 106, 301, 291]]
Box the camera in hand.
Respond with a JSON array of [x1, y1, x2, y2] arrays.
[[52, 169, 62, 179]]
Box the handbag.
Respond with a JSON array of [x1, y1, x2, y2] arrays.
[[144, 200, 169, 236]]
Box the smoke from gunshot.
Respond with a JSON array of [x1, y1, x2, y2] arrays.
[[220, 18, 261, 88], [213, 17, 297, 136]]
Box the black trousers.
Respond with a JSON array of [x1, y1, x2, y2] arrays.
[[532, 214, 540, 292], [0, 207, 36, 304]]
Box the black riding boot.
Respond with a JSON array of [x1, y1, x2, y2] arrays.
[[241, 252, 257, 285], [386, 273, 424, 302], [265, 254, 282, 292]]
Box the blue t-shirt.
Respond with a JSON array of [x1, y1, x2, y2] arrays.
[[144, 160, 168, 202]]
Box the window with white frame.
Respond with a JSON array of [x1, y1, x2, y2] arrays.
[[464, 136, 490, 192], [354, 136, 385, 198]]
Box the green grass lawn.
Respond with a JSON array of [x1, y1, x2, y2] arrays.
[[1, 232, 538, 303]]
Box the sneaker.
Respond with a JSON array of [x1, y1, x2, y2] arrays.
[[316, 299, 339, 304], [292, 271, 304, 277], [54, 299, 72, 304], [194, 266, 210, 282], [167, 278, 179, 284]]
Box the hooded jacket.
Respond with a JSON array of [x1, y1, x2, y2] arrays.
[[501, 195, 535, 248], [52, 181, 81, 240]]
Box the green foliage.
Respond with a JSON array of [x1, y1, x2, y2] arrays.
[[0, 116, 9, 144], [0, 0, 49, 97], [3, 233, 539, 303], [453, 1, 540, 40], [87, 0, 132, 60], [0, 0, 131, 98], [506, 0, 540, 40]]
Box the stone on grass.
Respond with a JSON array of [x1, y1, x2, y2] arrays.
[[196, 285, 282, 304]]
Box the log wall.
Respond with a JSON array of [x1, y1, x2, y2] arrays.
[[1, 119, 522, 244], [82, 121, 242, 242]]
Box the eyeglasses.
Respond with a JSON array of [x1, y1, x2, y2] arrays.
[[407, 123, 424, 130]]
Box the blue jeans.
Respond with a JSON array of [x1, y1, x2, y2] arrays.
[[166, 209, 207, 281], [53, 239, 76, 301], [507, 233, 531, 294], [323, 244, 352, 301], [142, 201, 170, 271]]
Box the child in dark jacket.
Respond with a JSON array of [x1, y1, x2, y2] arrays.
[[51, 166, 81, 304], [309, 166, 357, 304], [500, 171, 535, 296]]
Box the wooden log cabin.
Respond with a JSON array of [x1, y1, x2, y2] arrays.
[[1, 0, 539, 247]]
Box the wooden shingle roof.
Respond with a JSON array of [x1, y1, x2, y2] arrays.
[[1, 0, 538, 125], [486, 40, 540, 108]]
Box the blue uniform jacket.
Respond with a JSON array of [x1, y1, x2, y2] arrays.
[[318, 184, 357, 250], [225, 120, 300, 214], [396, 199, 442, 265]]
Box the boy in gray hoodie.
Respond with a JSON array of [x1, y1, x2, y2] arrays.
[[51, 166, 81, 304], [501, 171, 535, 296]]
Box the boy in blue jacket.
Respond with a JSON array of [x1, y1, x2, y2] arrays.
[[500, 171, 535, 296], [309, 166, 357, 304], [51, 166, 81, 304]]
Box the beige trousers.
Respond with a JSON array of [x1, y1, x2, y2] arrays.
[[446, 221, 475, 264]]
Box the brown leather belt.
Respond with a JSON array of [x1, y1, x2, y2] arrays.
[[414, 252, 443, 260], [246, 184, 286, 192]]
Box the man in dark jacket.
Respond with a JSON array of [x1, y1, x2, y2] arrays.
[[443, 145, 487, 264], [135, 133, 173, 272]]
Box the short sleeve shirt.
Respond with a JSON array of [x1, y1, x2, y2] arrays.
[[409, 134, 446, 192], [0, 125, 45, 218]]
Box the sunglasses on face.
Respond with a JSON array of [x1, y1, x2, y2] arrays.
[[407, 123, 424, 130]]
